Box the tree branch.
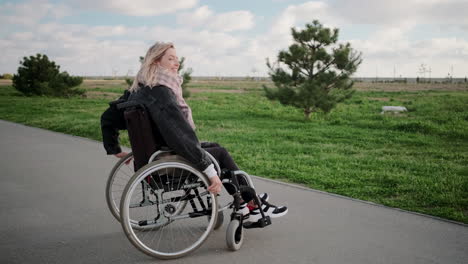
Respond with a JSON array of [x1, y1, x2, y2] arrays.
[[311, 58, 336, 79], [324, 72, 348, 91]]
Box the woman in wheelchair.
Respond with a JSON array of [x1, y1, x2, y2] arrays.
[[101, 42, 287, 224], [102, 41, 288, 258]]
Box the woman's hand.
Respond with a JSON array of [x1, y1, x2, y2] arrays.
[[114, 152, 132, 165], [207, 175, 222, 194], [114, 152, 128, 159]]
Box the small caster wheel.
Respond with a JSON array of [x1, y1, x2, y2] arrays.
[[226, 219, 243, 251]]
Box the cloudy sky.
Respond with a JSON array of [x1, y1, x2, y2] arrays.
[[1, 0, 467, 78]]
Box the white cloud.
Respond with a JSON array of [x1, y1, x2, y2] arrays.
[[0, 0, 71, 27], [254, 0, 468, 77], [74, 0, 198, 16], [350, 34, 468, 77], [0, 21, 148, 75], [243, 1, 341, 77], [10, 32, 35, 42], [178, 5, 213, 25], [332, 0, 468, 28], [271, 1, 338, 35], [349, 26, 413, 58], [0, 1, 252, 76], [1, 0, 468, 77], [0, 19, 252, 76], [213, 10, 254, 32], [177, 6, 254, 32]]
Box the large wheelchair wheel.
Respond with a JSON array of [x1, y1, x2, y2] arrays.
[[120, 156, 218, 259], [106, 153, 187, 231], [105, 152, 134, 222]]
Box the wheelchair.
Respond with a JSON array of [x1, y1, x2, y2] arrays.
[[105, 101, 272, 259]]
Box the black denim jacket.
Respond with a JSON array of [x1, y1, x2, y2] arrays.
[[100, 85, 212, 172]]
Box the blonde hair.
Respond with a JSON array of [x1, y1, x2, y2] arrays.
[[129, 42, 174, 92]]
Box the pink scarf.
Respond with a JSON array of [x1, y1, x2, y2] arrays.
[[155, 68, 196, 130]]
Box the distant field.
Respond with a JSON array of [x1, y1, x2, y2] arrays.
[[2, 78, 467, 93], [354, 82, 468, 91], [0, 79, 467, 223]]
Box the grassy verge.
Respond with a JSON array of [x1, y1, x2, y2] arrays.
[[1, 82, 467, 223]]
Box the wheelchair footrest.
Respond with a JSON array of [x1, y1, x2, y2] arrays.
[[188, 210, 211, 218], [243, 216, 272, 229]]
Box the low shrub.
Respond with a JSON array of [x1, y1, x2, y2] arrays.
[[13, 54, 83, 97]]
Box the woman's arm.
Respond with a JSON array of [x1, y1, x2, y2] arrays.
[[100, 91, 130, 155], [201, 142, 220, 148], [142, 85, 212, 170]]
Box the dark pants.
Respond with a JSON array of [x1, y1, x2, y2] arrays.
[[202, 142, 249, 187], [201, 142, 239, 171]]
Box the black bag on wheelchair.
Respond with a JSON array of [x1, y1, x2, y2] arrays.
[[117, 101, 190, 191], [119, 102, 160, 171]]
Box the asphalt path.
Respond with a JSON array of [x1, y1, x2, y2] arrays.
[[1, 119, 467, 264]]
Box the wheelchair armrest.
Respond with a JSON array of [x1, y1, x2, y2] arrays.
[[116, 100, 145, 110], [160, 146, 172, 151], [148, 148, 176, 163], [109, 98, 126, 107]]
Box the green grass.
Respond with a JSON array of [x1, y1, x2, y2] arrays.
[[1, 83, 467, 223], [84, 86, 127, 93]]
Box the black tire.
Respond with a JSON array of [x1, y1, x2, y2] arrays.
[[105, 152, 134, 222]]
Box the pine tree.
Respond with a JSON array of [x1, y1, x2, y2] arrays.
[[264, 20, 362, 119]]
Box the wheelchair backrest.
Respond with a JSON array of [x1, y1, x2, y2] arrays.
[[118, 101, 166, 171]]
